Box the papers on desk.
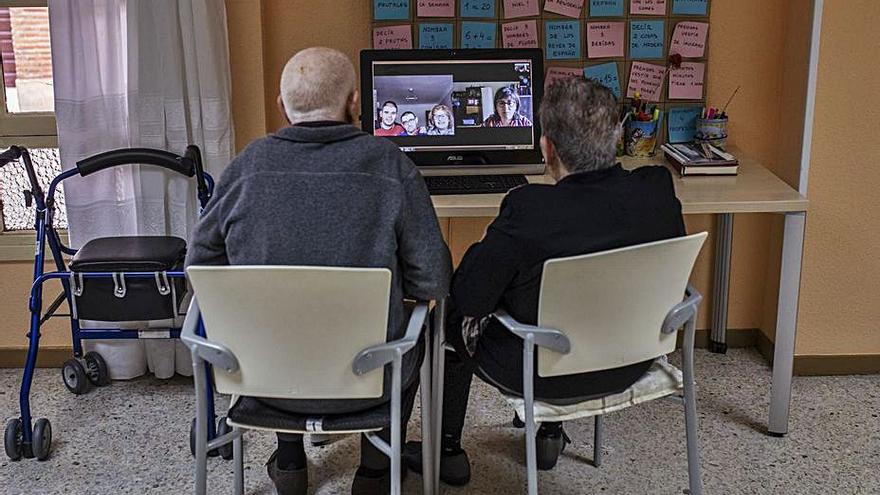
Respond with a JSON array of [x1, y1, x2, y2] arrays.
[[662, 143, 739, 176]]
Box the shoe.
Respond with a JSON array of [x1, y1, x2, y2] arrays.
[[402, 441, 471, 486], [535, 426, 571, 471], [512, 412, 525, 428], [350, 465, 408, 495], [266, 450, 308, 495]]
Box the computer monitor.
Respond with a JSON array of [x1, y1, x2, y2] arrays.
[[360, 49, 545, 176]]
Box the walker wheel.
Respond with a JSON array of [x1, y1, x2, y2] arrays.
[[61, 359, 90, 395], [4, 418, 23, 461], [216, 416, 233, 460], [84, 351, 111, 386], [32, 418, 52, 461]]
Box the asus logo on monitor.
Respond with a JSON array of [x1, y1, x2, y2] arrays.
[[447, 155, 463, 162]]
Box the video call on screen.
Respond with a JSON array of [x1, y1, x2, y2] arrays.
[[371, 60, 535, 152]]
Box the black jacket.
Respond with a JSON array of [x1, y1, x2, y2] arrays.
[[451, 163, 686, 402]]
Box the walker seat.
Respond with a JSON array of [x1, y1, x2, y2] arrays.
[[68, 236, 187, 321]]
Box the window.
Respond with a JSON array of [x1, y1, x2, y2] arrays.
[[0, 0, 63, 233]]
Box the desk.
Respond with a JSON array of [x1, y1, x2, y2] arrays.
[[430, 151, 808, 438]]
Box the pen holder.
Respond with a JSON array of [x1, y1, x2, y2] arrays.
[[625, 119, 659, 157], [695, 117, 728, 150]]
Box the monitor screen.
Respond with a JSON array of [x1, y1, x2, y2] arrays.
[[360, 49, 544, 172]]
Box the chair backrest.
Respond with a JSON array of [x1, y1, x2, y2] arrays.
[[186, 265, 391, 399], [536, 232, 707, 378]]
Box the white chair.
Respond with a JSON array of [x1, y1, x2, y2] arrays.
[[181, 265, 435, 495], [438, 232, 708, 495]]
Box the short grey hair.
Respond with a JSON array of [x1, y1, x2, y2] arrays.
[[539, 78, 620, 173], [280, 47, 356, 123]]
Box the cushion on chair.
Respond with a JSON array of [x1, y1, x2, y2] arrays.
[[69, 236, 187, 272], [504, 357, 684, 423]]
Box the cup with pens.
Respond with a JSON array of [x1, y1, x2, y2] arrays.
[[696, 86, 739, 150], [624, 92, 661, 157]]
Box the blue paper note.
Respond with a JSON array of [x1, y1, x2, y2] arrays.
[[672, 0, 708, 16], [419, 23, 454, 49], [461, 22, 497, 49], [630, 20, 665, 59], [667, 107, 703, 143], [545, 20, 581, 60], [584, 62, 621, 99], [460, 0, 496, 18], [374, 0, 410, 20], [589, 0, 624, 17]]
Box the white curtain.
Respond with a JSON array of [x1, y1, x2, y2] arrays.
[[49, 0, 234, 379]]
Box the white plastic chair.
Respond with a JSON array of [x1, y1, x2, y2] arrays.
[[181, 265, 435, 495], [439, 232, 708, 495]]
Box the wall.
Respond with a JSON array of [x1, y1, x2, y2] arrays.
[[795, 0, 880, 356]]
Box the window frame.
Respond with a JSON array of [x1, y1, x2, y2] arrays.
[[0, 0, 61, 258]]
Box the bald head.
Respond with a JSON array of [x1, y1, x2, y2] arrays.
[[279, 47, 357, 124]]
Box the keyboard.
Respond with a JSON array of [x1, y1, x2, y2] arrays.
[[425, 174, 529, 195]]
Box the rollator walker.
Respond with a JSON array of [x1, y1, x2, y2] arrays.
[[1, 145, 227, 461]]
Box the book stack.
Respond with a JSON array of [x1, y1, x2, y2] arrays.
[[661, 143, 739, 176]]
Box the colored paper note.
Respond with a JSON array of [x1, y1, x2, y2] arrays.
[[417, 0, 454, 17], [419, 23, 454, 49], [502, 20, 539, 48], [630, 20, 665, 59], [586, 22, 625, 58], [374, 0, 410, 20], [672, 0, 708, 15], [544, 0, 584, 18], [545, 66, 583, 90], [503, 0, 540, 18], [670, 21, 708, 58], [585, 62, 621, 99], [545, 20, 581, 60], [667, 106, 702, 143], [669, 61, 705, 99], [589, 0, 624, 16], [373, 25, 413, 49], [461, 21, 497, 49], [626, 61, 665, 102], [461, 0, 496, 17], [630, 0, 666, 15]]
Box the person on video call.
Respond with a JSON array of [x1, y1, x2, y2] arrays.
[[374, 100, 405, 136], [187, 47, 451, 495], [482, 85, 533, 127], [426, 104, 455, 135], [398, 111, 426, 136], [402, 78, 685, 486]]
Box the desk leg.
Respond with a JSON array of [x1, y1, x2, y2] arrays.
[[431, 298, 447, 494], [710, 213, 734, 353], [769, 212, 805, 436]]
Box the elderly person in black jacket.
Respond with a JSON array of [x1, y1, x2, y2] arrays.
[[404, 78, 686, 485], [186, 47, 451, 495]]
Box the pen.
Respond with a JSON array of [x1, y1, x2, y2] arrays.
[[652, 108, 660, 122]]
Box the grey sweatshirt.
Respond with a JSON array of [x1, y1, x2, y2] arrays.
[[186, 123, 451, 404]]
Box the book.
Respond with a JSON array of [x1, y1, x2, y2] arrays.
[[662, 143, 739, 176]]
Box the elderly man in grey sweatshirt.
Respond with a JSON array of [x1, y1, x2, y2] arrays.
[[185, 47, 451, 495]]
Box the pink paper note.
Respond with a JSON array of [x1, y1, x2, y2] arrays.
[[626, 61, 666, 102], [503, 0, 540, 19], [417, 0, 454, 17], [544, 0, 585, 18], [373, 25, 413, 49], [545, 67, 583, 90], [502, 20, 539, 48], [586, 22, 625, 58], [669, 62, 705, 99], [670, 22, 708, 58], [630, 0, 667, 15]]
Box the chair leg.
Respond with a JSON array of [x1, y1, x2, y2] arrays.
[[523, 335, 538, 495], [683, 318, 703, 495], [233, 431, 244, 495], [192, 358, 209, 495], [419, 330, 434, 495], [431, 299, 447, 495], [391, 354, 403, 495], [593, 415, 604, 468]]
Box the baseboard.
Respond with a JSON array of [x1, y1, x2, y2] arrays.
[[755, 332, 880, 375], [0, 348, 71, 368]]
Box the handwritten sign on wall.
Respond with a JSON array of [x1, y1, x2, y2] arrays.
[[626, 61, 665, 101], [460, 0, 496, 17], [373, 25, 413, 49], [502, 20, 539, 48], [374, 0, 410, 20], [670, 21, 708, 58], [630, 20, 665, 59], [587, 22, 625, 58], [630, 0, 666, 15], [585, 62, 621, 98], [590, 0, 624, 16], [545, 66, 584, 90], [461, 21, 497, 48], [669, 61, 705, 99], [419, 23, 454, 48], [672, 0, 708, 16], [417, 0, 454, 17], [546, 20, 582, 60], [544, 0, 585, 19], [503, 0, 540, 18]]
